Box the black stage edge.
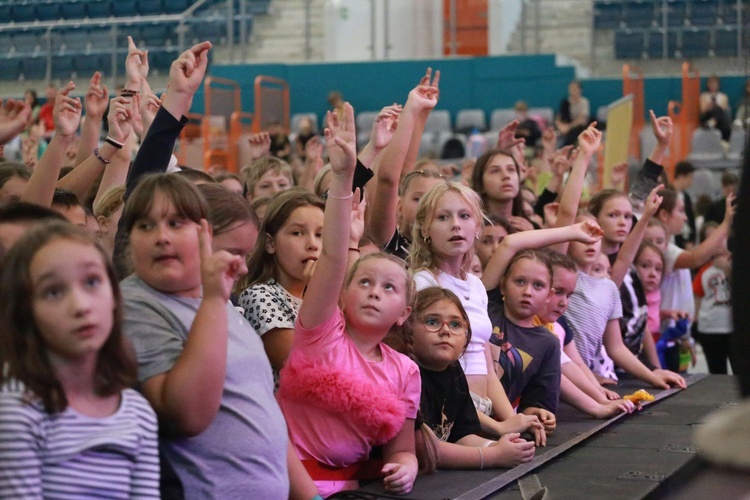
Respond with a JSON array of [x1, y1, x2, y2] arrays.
[[355, 374, 742, 500]]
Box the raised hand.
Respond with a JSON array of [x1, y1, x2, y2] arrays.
[[508, 215, 535, 233], [541, 127, 557, 153], [543, 202, 560, 228], [370, 104, 401, 150], [135, 91, 161, 140], [489, 433, 536, 467], [550, 145, 575, 177], [417, 67, 440, 109], [610, 162, 629, 186], [497, 119, 525, 150], [324, 102, 357, 174], [125, 35, 149, 85], [406, 85, 438, 114], [84, 71, 109, 119], [107, 96, 133, 144], [574, 219, 604, 243], [642, 183, 665, 219], [0, 98, 32, 144], [198, 219, 245, 302], [577, 122, 602, 156], [53, 82, 82, 137], [723, 193, 736, 224], [350, 188, 366, 247], [168, 41, 212, 98], [248, 132, 271, 160], [649, 110, 673, 147]]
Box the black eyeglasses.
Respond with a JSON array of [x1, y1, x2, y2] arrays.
[[419, 315, 468, 336]]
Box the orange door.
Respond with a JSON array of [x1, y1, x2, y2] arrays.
[[443, 0, 488, 56]]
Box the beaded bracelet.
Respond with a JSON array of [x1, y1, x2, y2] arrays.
[[93, 147, 112, 165]]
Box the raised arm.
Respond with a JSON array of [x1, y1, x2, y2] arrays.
[[74, 72, 109, 167], [674, 194, 734, 270], [367, 84, 437, 247], [552, 123, 601, 237], [482, 220, 603, 290], [297, 103, 357, 329], [403, 68, 440, 174], [358, 103, 401, 169], [648, 110, 672, 166], [609, 184, 663, 286], [21, 82, 81, 207], [141, 220, 245, 435], [58, 96, 132, 199], [0, 98, 32, 145]]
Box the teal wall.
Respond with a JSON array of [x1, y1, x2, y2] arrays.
[[196, 55, 747, 126]]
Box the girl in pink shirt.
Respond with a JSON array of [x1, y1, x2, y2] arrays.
[[277, 103, 420, 497]]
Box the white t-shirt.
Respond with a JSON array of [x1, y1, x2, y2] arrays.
[[660, 242, 695, 332]]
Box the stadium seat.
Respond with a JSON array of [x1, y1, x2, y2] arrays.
[[12, 31, 44, 55], [191, 19, 227, 44], [490, 109, 516, 131], [687, 128, 723, 165], [89, 28, 115, 49], [22, 56, 47, 80], [455, 109, 487, 134], [689, 0, 719, 27], [0, 4, 11, 21], [0, 58, 21, 81], [528, 107, 554, 126], [112, 0, 137, 17], [424, 110, 451, 134], [37, 2, 62, 21], [593, 1, 623, 30], [87, 0, 112, 18], [355, 111, 379, 134], [418, 131, 437, 158], [76, 53, 108, 75], [61, 0, 87, 19], [163, 0, 191, 14], [291, 113, 318, 133], [714, 28, 738, 57], [681, 28, 711, 58], [664, 0, 688, 27], [624, 1, 656, 29], [483, 131, 498, 149], [59, 28, 92, 52], [248, 0, 272, 15], [615, 29, 645, 59], [647, 29, 678, 58], [137, 0, 163, 16], [596, 105, 608, 123], [52, 54, 77, 79], [12, 2, 37, 23], [727, 127, 746, 163], [149, 48, 179, 72], [140, 23, 172, 46]]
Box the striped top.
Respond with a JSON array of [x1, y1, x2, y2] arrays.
[[0, 382, 159, 499], [565, 271, 623, 369]]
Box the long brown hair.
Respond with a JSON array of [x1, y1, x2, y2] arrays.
[[471, 149, 525, 217], [0, 221, 136, 413], [238, 187, 325, 292]]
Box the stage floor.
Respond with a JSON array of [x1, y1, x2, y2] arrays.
[[357, 374, 748, 500]]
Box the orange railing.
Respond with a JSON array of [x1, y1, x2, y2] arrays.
[[623, 64, 644, 162], [665, 62, 701, 178], [253, 75, 289, 133], [230, 111, 254, 173]]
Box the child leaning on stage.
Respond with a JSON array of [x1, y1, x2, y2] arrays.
[[0, 221, 159, 497], [277, 103, 421, 496], [409, 287, 535, 471]]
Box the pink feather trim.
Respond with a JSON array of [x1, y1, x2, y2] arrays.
[[278, 350, 406, 445]]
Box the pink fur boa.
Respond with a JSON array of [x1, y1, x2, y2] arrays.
[[278, 350, 406, 445]]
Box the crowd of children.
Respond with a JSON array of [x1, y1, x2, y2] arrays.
[[0, 39, 737, 498]]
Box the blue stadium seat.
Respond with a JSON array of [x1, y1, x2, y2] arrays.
[[720, 1, 740, 25], [59, 28, 92, 52], [140, 23, 172, 46], [665, 0, 688, 27], [0, 4, 11, 21], [624, 1, 656, 28], [12, 2, 37, 23], [593, 1, 623, 29], [190, 19, 227, 43], [112, 0, 137, 17], [36, 1, 62, 21], [681, 28, 711, 58], [22, 56, 47, 80], [0, 57, 21, 81], [689, 0, 719, 27], [76, 53, 108, 75], [61, 0, 87, 19], [12, 31, 44, 55], [163, 0, 191, 14], [52, 54, 76, 79], [647, 29, 678, 58], [87, 0, 112, 18], [89, 28, 114, 49], [714, 27, 738, 57], [149, 48, 178, 71], [615, 29, 645, 59], [248, 0, 271, 15], [455, 109, 487, 133], [137, 0, 163, 15]]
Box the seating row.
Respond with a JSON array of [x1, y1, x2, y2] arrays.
[[594, 0, 746, 30], [614, 26, 740, 59]]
